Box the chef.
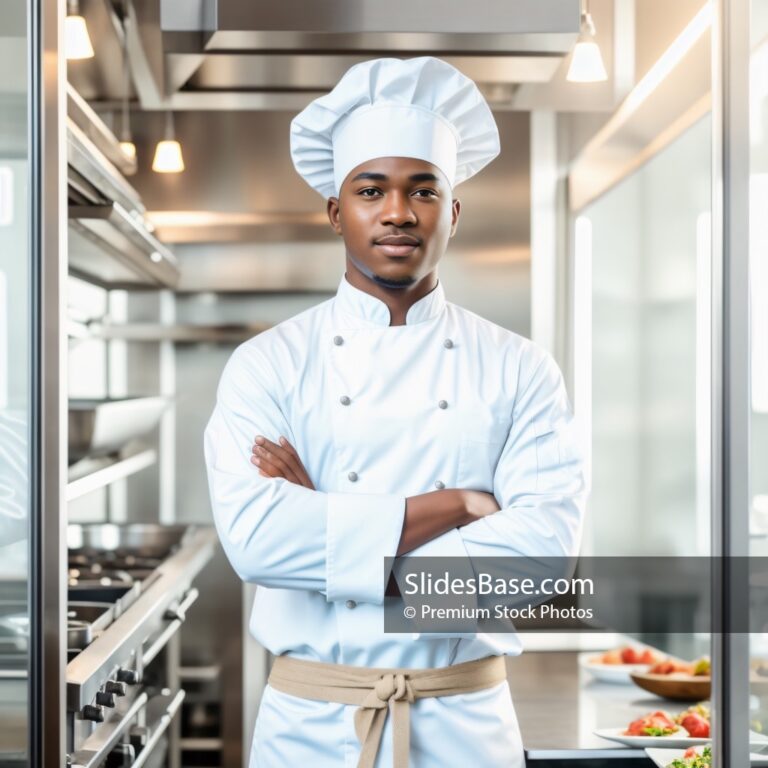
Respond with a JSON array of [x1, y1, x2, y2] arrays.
[[204, 56, 585, 768]]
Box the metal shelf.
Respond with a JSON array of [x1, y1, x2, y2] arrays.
[[69, 203, 180, 290], [67, 447, 157, 502], [74, 322, 269, 344]]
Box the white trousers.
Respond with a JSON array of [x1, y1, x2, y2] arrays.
[[250, 679, 526, 768]]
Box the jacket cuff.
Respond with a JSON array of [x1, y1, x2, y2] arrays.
[[326, 493, 406, 605]]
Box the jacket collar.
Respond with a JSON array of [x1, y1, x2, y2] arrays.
[[334, 273, 447, 327]]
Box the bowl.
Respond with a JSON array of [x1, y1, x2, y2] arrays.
[[629, 671, 711, 701]]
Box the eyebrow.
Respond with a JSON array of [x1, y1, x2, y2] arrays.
[[350, 171, 441, 183]]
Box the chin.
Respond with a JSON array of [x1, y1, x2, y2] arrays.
[[371, 272, 417, 289]]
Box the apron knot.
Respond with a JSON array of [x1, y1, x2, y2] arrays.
[[374, 672, 415, 705]]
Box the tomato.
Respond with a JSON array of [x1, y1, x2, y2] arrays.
[[639, 649, 657, 664], [621, 647, 640, 664], [624, 710, 678, 736], [680, 713, 710, 738], [683, 746, 699, 758]]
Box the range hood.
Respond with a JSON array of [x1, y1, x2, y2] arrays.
[[104, 0, 582, 111]]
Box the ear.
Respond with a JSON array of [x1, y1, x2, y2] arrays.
[[327, 196, 343, 236], [449, 198, 461, 238]]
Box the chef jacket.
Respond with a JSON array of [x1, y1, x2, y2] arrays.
[[204, 272, 585, 766]]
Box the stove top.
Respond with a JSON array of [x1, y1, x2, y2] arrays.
[[66, 548, 168, 659]]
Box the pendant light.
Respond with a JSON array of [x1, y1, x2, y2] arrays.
[[566, 0, 608, 83], [65, 0, 94, 60], [118, 18, 136, 162], [152, 111, 185, 173]]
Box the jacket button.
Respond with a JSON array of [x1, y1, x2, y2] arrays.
[[339, 395, 351, 406], [434, 480, 445, 490], [334, 335, 344, 346], [347, 471, 358, 482], [345, 600, 357, 609], [443, 338, 454, 349], [438, 400, 448, 409]]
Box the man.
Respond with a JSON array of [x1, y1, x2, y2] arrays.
[[204, 56, 585, 768]]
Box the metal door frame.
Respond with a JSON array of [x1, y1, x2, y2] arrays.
[[29, 0, 66, 763]]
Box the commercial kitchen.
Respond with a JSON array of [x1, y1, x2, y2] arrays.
[[1, 0, 767, 766]]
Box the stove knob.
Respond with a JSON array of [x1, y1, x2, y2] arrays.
[[81, 704, 104, 722], [96, 691, 116, 708], [105, 680, 126, 696], [116, 668, 140, 685], [105, 743, 136, 767]]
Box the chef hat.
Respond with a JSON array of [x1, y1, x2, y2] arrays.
[[290, 56, 500, 198]]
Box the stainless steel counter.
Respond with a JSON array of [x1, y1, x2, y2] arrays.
[[505, 651, 678, 764]]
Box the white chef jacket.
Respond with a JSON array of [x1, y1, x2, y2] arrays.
[[204, 272, 585, 767]]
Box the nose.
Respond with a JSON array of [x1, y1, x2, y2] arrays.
[[380, 191, 417, 227]]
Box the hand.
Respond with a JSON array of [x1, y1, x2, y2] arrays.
[[251, 435, 315, 490], [456, 489, 501, 526]]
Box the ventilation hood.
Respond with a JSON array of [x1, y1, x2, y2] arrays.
[[71, 0, 581, 112]]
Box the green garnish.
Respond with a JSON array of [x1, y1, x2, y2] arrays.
[[644, 726, 677, 736], [668, 745, 712, 768]]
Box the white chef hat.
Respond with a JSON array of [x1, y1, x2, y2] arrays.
[[290, 56, 500, 198]]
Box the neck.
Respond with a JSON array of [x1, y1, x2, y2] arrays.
[[344, 255, 438, 327]]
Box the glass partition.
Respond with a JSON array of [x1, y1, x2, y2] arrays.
[[581, 115, 712, 560], [0, 0, 31, 762]]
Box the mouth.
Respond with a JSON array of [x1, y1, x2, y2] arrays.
[[373, 235, 421, 257]]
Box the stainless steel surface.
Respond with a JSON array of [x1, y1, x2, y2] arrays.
[[67, 83, 137, 177], [68, 203, 179, 289], [67, 447, 158, 502], [69, 690, 149, 768], [67, 523, 191, 560], [32, 0, 68, 762], [141, 588, 198, 667], [68, 397, 170, 460], [711, 0, 752, 766], [131, 689, 185, 768], [85, 322, 272, 344], [569, 10, 712, 211], [67, 118, 144, 213], [506, 651, 652, 760], [66, 527, 216, 711], [92, 0, 581, 112]]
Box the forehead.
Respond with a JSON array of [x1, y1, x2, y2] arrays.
[[346, 156, 448, 183]]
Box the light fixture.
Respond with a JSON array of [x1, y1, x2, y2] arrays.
[[65, 0, 94, 60], [152, 111, 185, 173], [118, 17, 136, 163], [119, 140, 137, 160], [567, 1, 608, 83]]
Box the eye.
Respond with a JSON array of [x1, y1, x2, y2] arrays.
[[358, 187, 382, 198], [413, 189, 438, 198]]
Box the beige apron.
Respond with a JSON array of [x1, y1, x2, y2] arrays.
[[268, 654, 507, 768]]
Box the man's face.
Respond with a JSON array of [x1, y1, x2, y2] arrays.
[[327, 156, 461, 289]]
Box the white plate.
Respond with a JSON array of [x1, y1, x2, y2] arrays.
[[579, 651, 654, 684], [646, 747, 768, 767], [594, 727, 709, 749]]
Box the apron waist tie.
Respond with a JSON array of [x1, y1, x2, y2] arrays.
[[267, 653, 507, 768]]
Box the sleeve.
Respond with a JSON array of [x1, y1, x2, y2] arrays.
[[401, 346, 586, 638], [204, 343, 406, 605], [457, 346, 586, 560]]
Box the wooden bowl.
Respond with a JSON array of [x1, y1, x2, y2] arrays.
[[630, 672, 711, 701]]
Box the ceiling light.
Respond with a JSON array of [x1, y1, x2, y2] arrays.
[[65, 0, 94, 60], [152, 112, 185, 174], [567, 3, 608, 83], [119, 141, 136, 160]]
